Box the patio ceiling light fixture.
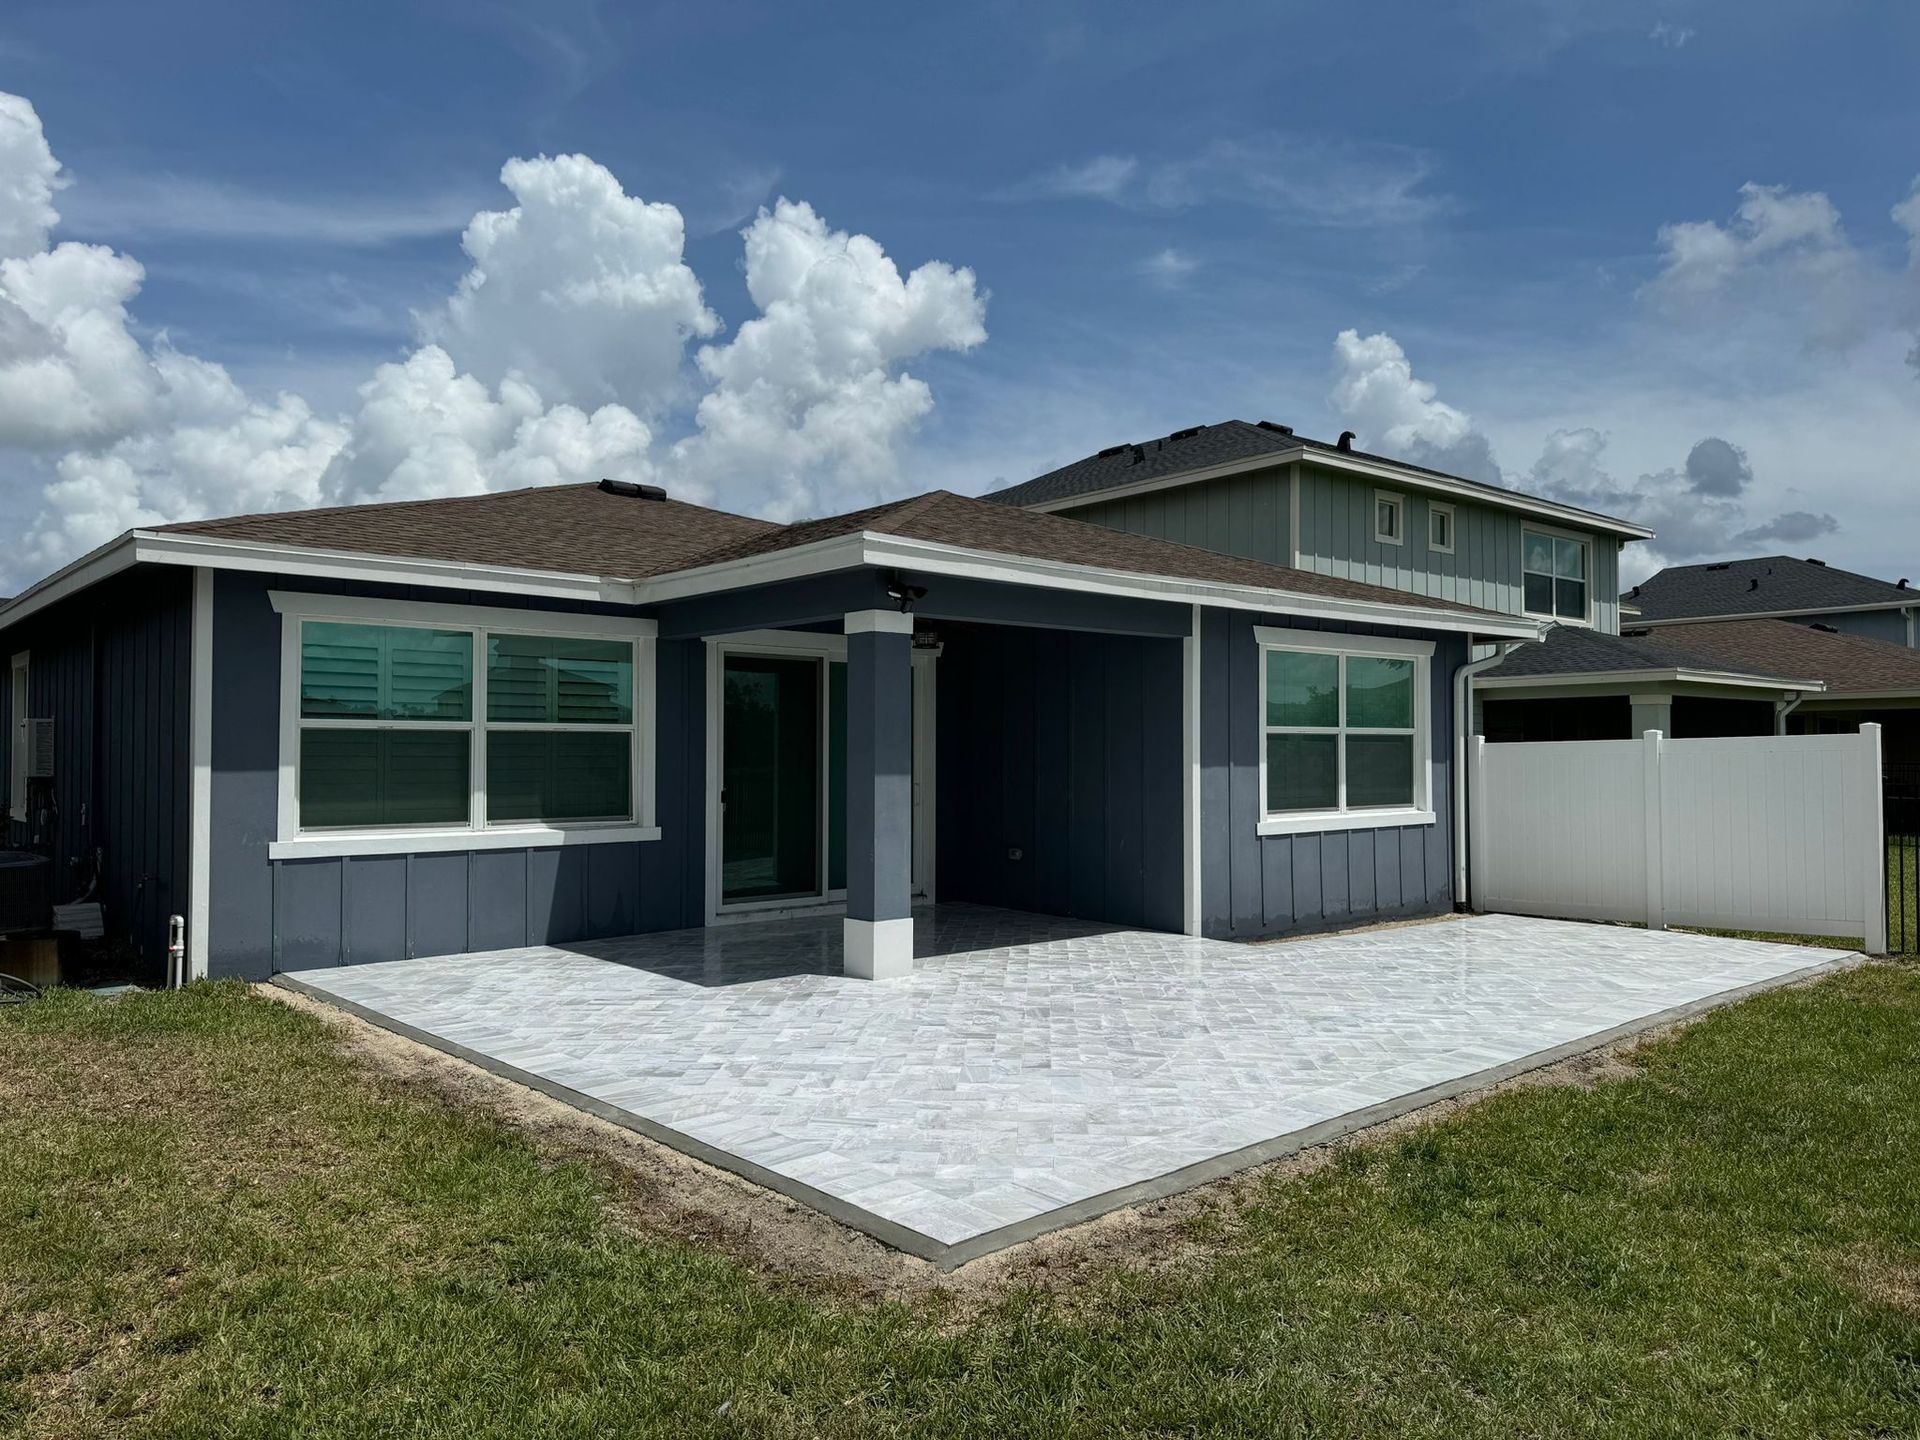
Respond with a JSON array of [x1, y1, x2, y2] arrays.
[[885, 572, 928, 613]]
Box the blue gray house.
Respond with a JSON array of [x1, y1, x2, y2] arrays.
[[5, 422, 1660, 983]]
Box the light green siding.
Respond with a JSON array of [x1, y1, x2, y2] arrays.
[[1066, 461, 1622, 634], [1073, 467, 1288, 566]]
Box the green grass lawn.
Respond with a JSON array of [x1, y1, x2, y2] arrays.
[[4, 969, 1920, 1438]]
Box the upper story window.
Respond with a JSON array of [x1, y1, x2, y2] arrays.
[[1374, 490, 1405, 546], [272, 591, 657, 858], [1428, 502, 1455, 554], [1523, 529, 1589, 621], [1255, 628, 1435, 836]]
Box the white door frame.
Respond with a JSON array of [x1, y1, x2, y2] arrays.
[[703, 630, 936, 926]]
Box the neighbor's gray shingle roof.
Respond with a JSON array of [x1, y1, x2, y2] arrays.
[[984, 419, 1642, 532], [673, 489, 1519, 621], [157, 482, 780, 580], [1478, 623, 1811, 685], [1626, 556, 1917, 621], [1616, 619, 1920, 697]]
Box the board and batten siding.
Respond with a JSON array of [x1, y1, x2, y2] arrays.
[[935, 621, 1185, 932], [1200, 608, 1466, 940], [0, 565, 193, 976], [206, 570, 706, 980], [1292, 464, 1620, 633], [1073, 468, 1290, 567], [1069, 461, 1621, 635]]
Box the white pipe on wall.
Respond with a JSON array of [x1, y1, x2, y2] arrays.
[[167, 913, 185, 989], [1453, 643, 1519, 907]]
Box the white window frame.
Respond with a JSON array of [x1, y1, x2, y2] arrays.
[[1521, 523, 1593, 625], [1428, 501, 1455, 555], [1373, 489, 1405, 547], [267, 591, 658, 859], [7, 650, 27, 823], [1254, 628, 1435, 837]]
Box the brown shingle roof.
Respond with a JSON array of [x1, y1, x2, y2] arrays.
[[673, 489, 1516, 620], [1479, 622, 1813, 685], [147, 481, 1522, 623], [157, 482, 780, 580], [1626, 619, 1920, 696]]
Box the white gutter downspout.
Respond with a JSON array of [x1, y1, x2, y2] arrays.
[[1774, 690, 1807, 736], [1453, 642, 1520, 907]]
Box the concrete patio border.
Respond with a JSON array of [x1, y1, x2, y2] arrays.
[[273, 946, 1856, 1270]]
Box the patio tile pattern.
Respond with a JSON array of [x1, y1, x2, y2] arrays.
[[281, 906, 1844, 1260]]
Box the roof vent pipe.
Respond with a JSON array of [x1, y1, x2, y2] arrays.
[[1336, 431, 1356, 452], [599, 478, 667, 501]]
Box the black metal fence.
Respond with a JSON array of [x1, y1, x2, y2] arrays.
[[1886, 763, 1920, 954]]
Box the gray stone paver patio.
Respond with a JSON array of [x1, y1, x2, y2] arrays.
[[277, 904, 1848, 1265]]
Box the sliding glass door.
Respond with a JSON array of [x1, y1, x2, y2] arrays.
[[717, 644, 929, 913], [721, 656, 822, 903]]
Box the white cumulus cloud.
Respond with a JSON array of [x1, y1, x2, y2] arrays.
[[420, 153, 719, 410], [0, 93, 987, 588], [670, 198, 987, 518], [1327, 329, 1837, 569], [1328, 329, 1501, 483], [0, 91, 61, 261], [1649, 179, 1920, 358], [320, 344, 656, 506]]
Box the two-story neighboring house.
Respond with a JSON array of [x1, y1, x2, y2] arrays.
[[990, 419, 1648, 634], [1626, 556, 1919, 647], [993, 424, 1920, 762]]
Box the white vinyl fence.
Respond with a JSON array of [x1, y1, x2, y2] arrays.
[[1470, 725, 1886, 952]]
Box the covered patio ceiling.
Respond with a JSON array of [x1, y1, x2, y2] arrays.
[[277, 904, 1847, 1268]]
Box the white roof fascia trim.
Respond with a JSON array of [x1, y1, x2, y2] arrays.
[[1475, 666, 1827, 693], [1635, 600, 1919, 625], [10, 516, 1547, 643], [1026, 447, 1655, 540], [859, 533, 1547, 640], [268, 589, 657, 639], [130, 531, 641, 604], [0, 534, 139, 631], [628, 531, 872, 604]]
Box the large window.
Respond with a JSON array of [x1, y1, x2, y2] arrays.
[[1523, 529, 1589, 621], [272, 593, 655, 858], [1255, 629, 1434, 835]]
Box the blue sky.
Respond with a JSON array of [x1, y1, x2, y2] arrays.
[[2, 0, 1918, 589]]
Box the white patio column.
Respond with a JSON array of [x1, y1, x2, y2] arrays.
[[1630, 692, 1673, 738], [843, 609, 916, 979]]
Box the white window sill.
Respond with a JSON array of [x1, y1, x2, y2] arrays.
[[1257, 808, 1435, 837], [268, 823, 662, 860]]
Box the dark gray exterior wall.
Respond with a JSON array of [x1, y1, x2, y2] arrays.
[[203, 563, 1471, 971], [1199, 608, 1465, 940], [0, 565, 192, 976], [935, 621, 1185, 932], [207, 570, 706, 979]]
